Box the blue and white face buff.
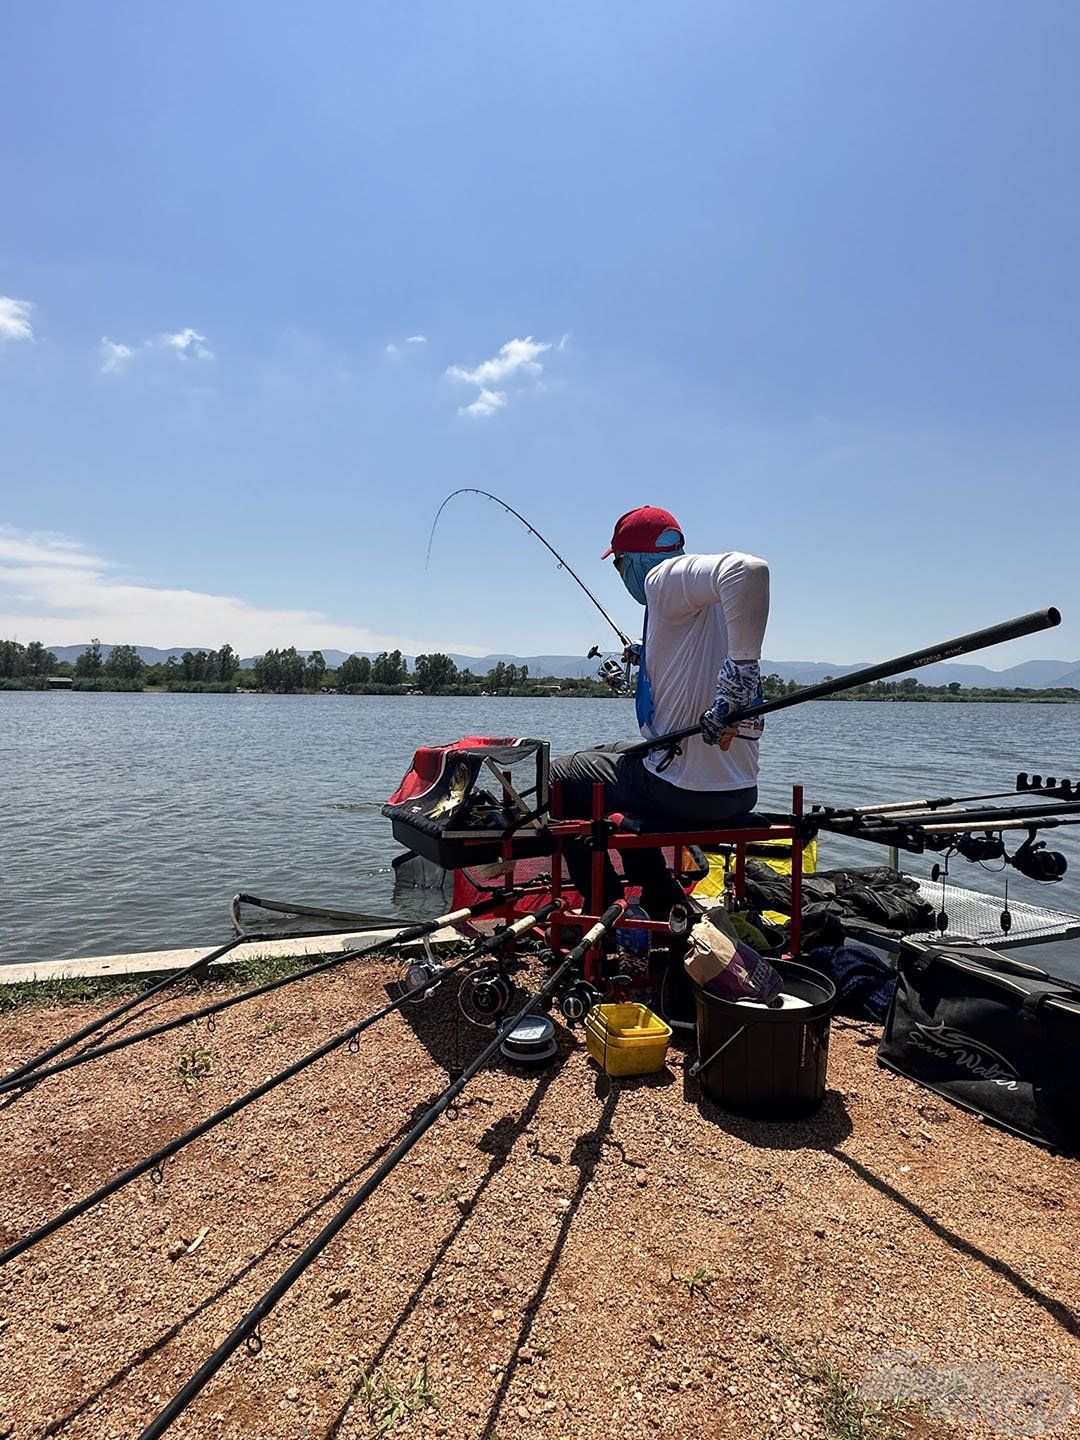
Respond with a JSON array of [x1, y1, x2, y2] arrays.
[[619, 532, 684, 604]]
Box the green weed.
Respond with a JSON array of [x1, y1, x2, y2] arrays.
[[174, 1032, 214, 1088], [357, 1363, 437, 1437], [669, 1265, 718, 1300], [772, 1342, 934, 1440]]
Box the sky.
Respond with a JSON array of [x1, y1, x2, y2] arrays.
[[2, 0, 1078, 665]]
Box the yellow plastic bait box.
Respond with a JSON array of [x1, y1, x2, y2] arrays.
[[584, 1003, 672, 1077]]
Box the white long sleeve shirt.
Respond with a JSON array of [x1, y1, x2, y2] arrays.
[[638, 552, 770, 792]]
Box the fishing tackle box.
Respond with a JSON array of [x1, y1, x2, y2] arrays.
[[879, 938, 1080, 1153], [383, 736, 554, 867]]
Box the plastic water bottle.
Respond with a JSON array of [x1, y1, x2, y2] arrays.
[[615, 900, 651, 955]]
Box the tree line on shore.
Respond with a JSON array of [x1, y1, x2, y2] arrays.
[[0, 639, 613, 696], [2, 638, 1078, 701]]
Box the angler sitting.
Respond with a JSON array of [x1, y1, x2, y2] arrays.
[[551, 504, 769, 923]]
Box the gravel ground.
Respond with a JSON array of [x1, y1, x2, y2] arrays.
[[0, 957, 1076, 1440]]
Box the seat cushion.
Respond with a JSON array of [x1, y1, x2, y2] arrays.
[[615, 811, 771, 835]]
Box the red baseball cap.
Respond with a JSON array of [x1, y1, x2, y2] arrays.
[[601, 505, 684, 558]]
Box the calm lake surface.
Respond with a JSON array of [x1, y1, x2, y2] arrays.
[[3, 693, 1078, 980]]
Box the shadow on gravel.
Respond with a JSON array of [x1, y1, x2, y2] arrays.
[[321, 1066, 565, 1439], [477, 1087, 621, 1440], [683, 1069, 855, 1153], [830, 1147, 1080, 1340], [43, 1096, 439, 1437]]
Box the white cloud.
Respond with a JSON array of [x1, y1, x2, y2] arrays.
[[0, 296, 34, 343], [445, 336, 559, 418], [446, 336, 550, 389], [0, 527, 487, 656], [459, 388, 507, 419], [385, 333, 429, 358], [99, 337, 134, 374], [162, 327, 214, 361]]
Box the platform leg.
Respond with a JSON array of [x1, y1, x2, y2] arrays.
[[790, 784, 804, 957]]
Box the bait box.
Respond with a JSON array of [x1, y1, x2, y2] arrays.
[[585, 1003, 672, 1077]]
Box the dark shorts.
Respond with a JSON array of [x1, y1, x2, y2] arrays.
[[550, 742, 757, 827]]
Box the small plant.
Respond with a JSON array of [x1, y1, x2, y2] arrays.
[[174, 1032, 213, 1088], [261, 1017, 284, 1037], [358, 1363, 437, 1437], [669, 1265, 718, 1300], [772, 1343, 931, 1440]]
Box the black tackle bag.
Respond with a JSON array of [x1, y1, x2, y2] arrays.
[[879, 939, 1080, 1153]]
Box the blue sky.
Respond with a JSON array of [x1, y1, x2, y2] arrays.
[[2, 1, 1077, 663]]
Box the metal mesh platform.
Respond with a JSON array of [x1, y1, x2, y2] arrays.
[[908, 879, 1080, 949]]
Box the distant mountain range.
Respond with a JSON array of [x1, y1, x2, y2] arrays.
[[44, 643, 1080, 689]]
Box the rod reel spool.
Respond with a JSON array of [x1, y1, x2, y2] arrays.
[[458, 965, 515, 1027], [559, 980, 602, 1023], [955, 833, 1006, 864], [1009, 832, 1068, 883], [398, 956, 446, 1002]]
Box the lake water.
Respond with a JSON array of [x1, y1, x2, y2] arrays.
[[3, 693, 1078, 980]]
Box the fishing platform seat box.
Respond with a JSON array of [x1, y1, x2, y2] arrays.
[[879, 938, 1080, 1153], [383, 737, 553, 868]]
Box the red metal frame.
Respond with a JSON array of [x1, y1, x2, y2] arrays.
[[469, 782, 806, 989]]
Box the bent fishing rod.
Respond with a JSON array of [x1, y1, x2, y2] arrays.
[[625, 606, 1062, 765], [0, 901, 561, 1270], [137, 900, 625, 1440], [0, 895, 521, 1095], [427, 488, 633, 652]]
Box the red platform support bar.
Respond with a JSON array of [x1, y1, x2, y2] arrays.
[[449, 782, 806, 967]]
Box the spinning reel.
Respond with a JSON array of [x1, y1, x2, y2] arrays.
[[1009, 831, 1068, 882], [399, 947, 446, 1002], [458, 964, 516, 1027], [587, 646, 635, 696]]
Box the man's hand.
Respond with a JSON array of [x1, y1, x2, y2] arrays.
[[700, 658, 762, 745]]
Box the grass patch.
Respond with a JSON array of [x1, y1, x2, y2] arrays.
[[772, 1343, 935, 1440], [357, 1363, 437, 1437], [0, 950, 335, 1018]]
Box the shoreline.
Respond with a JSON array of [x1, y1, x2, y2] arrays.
[[3, 687, 1079, 703]]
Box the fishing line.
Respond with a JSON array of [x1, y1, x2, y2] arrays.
[[426, 488, 632, 650]]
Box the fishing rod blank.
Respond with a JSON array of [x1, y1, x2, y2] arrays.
[[813, 790, 1039, 820], [0, 896, 518, 1096], [427, 488, 633, 650], [850, 800, 1080, 829], [624, 607, 1062, 761], [137, 899, 623, 1440], [0, 902, 559, 1270]]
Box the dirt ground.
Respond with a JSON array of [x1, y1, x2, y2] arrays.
[[0, 954, 1076, 1440]]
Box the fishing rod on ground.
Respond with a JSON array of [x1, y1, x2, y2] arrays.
[[427, 488, 637, 693], [625, 607, 1063, 769], [136, 899, 626, 1440], [0, 900, 562, 1270], [0, 894, 531, 1096]]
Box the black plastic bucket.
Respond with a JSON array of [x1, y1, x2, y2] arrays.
[[693, 960, 837, 1118]]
